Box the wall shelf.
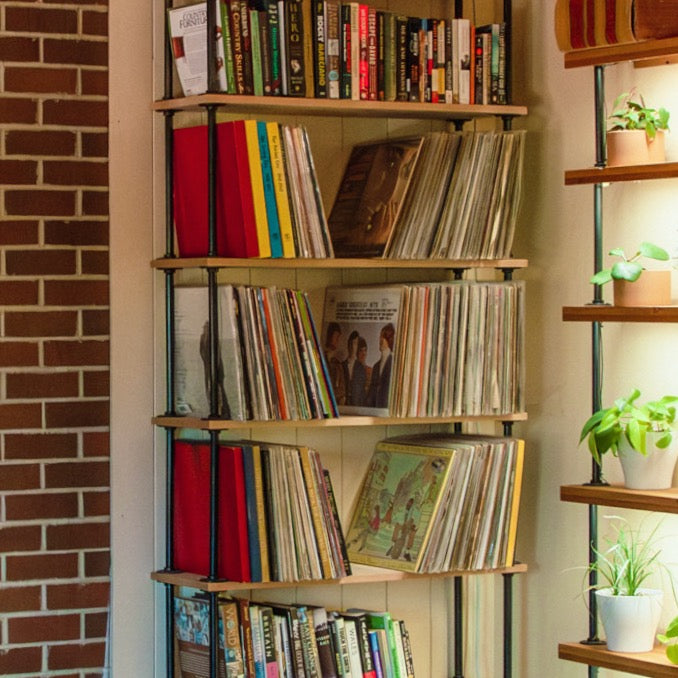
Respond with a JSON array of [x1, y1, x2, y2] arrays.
[[558, 642, 676, 676], [564, 36, 678, 69], [562, 306, 678, 322], [564, 162, 678, 185], [560, 484, 678, 514]]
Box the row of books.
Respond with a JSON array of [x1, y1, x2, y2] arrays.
[[554, 0, 678, 52], [175, 284, 337, 422], [328, 130, 525, 259], [345, 435, 524, 574], [321, 281, 524, 419], [174, 440, 349, 582], [169, 0, 507, 105], [175, 593, 416, 677], [174, 120, 332, 260]]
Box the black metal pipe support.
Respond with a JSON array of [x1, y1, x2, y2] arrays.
[[503, 573, 513, 678], [453, 576, 464, 678]]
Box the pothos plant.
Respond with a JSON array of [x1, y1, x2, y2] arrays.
[[608, 90, 670, 140], [590, 241, 670, 286]]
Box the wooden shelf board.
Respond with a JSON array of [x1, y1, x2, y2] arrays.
[[560, 484, 678, 514], [563, 36, 678, 68], [152, 562, 528, 592], [564, 162, 678, 185], [153, 94, 527, 119], [558, 642, 677, 676], [153, 412, 528, 430], [152, 257, 529, 270], [562, 305, 678, 322]]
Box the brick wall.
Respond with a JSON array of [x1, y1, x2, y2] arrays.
[[0, 1, 110, 676]]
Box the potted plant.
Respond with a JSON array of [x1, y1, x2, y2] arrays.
[[659, 614, 678, 664], [607, 90, 670, 166], [590, 517, 664, 653], [579, 388, 678, 489], [590, 241, 672, 307]]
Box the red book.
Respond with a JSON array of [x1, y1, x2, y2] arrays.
[[173, 441, 251, 581], [568, 0, 586, 48], [605, 0, 617, 44], [358, 4, 369, 100], [585, 0, 595, 46], [173, 122, 259, 258]]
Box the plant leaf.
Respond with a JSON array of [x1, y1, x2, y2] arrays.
[[639, 241, 670, 261], [668, 644, 678, 664], [590, 269, 612, 285], [611, 260, 643, 282]]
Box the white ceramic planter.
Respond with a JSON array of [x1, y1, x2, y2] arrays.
[[618, 432, 678, 490], [596, 587, 663, 652]]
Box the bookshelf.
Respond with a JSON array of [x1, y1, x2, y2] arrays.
[[154, 1, 528, 676], [559, 37, 678, 676]]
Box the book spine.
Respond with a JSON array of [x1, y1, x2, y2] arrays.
[[418, 20, 427, 102], [473, 33, 483, 105], [313, 609, 339, 678], [325, 0, 341, 98], [277, 0, 288, 94], [243, 120, 272, 258], [368, 630, 384, 678], [350, 2, 360, 100], [395, 15, 408, 101], [249, 8, 264, 96], [286, 0, 306, 96], [498, 22, 507, 104], [265, 122, 295, 258], [322, 468, 351, 574], [444, 18, 452, 103], [406, 17, 420, 102], [256, 121, 283, 258], [266, 1, 282, 95], [313, 0, 327, 97], [258, 10, 273, 95], [358, 4, 369, 99], [340, 3, 352, 98], [239, 0, 254, 94], [399, 621, 415, 678], [436, 18, 445, 103], [219, 0, 237, 93], [429, 19, 437, 103], [367, 6, 378, 101], [383, 11, 395, 101], [302, 0, 315, 96], [227, 0, 246, 94]]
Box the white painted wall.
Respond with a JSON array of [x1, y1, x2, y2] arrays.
[[108, 0, 678, 676]]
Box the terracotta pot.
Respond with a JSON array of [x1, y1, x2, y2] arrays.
[[617, 432, 678, 490], [613, 270, 672, 307], [606, 129, 666, 167]]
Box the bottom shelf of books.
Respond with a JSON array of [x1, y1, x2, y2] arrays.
[[558, 642, 677, 677]]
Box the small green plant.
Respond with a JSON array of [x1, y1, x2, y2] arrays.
[[579, 388, 678, 463], [589, 517, 662, 596], [658, 615, 678, 664], [590, 241, 670, 286], [608, 90, 670, 140]]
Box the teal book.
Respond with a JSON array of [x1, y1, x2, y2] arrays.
[[256, 120, 283, 258]]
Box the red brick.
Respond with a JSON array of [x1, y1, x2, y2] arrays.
[[6, 249, 77, 276], [45, 400, 109, 429], [0, 404, 42, 431], [47, 582, 109, 610], [85, 611, 108, 638], [0, 463, 40, 490], [6, 7, 78, 34], [82, 309, 109, 336], [0, 280, 39, 305], [83, 370, 109, 397], [5, 189, 76, 217], [0, 525, 42, 552], [82, 431, 109, 457], [0, 36, 39, 62], [5, 311, 78, 337], [0, 159, 38, 184], [44, 39, 108, 67], [6, 130, 76, 157], [44, 281, 109, 307], [45, 461, 109, 489], [82, 190, 109, 216], [5, 433, 78, 460], [0, 97, 37, 124], [0, 585, 42, 612], [6, 553, 78, 581], [84, 550, 109, 577], [0, 647, 42, 674], [81, 133, 108, 158], [0, 341, 40, 367], [0, 220, 39, 244], [44, 340, 109, 366], [6, 371, 80, 399], [82, 11, 108, 36], [5, 66, 77, 94], [45, 220, 108, 246], [83, 491, 109, 516], [48, 642, 106, 671], [47, 521, 109, 550], [81, 69, 108, 97], [43, 100, 108, 127], [81, 250, 109, 274], [9, 614, 80, 643], [44, 160, 108, 187], [6, 492, 79, 521]]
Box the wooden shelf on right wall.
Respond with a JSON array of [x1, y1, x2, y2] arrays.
[[562, 306, 678, 323], [558, 642, 678, 676], [560, 484, 678, 514]]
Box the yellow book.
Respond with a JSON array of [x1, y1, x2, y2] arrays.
[[265, 122, 296, 258], [503, 438, 525, 567], [244, 119, 272, 258]]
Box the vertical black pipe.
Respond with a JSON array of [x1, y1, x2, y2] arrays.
[[503, 573, 513, 678], [453, 576, 464, 678], [206, 105, 218, 257], [210, 591, 219, 678]]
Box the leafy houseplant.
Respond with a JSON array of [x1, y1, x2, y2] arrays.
[[608, 91, 670, 141], [589, 241, 670, 287], [659, 615, 678, 664]]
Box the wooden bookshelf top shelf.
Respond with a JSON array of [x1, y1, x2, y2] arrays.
[[152, 562, 528, 592], [153, 94, 528, 120], [564, 36, 678, 68], [562, 305, 678, 322], [565, 162, 678, 185], [151, 257, 529, 270], [560, 484, 678, 514], [558, 642, 676, 676], [153, 412, 527, 431]]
